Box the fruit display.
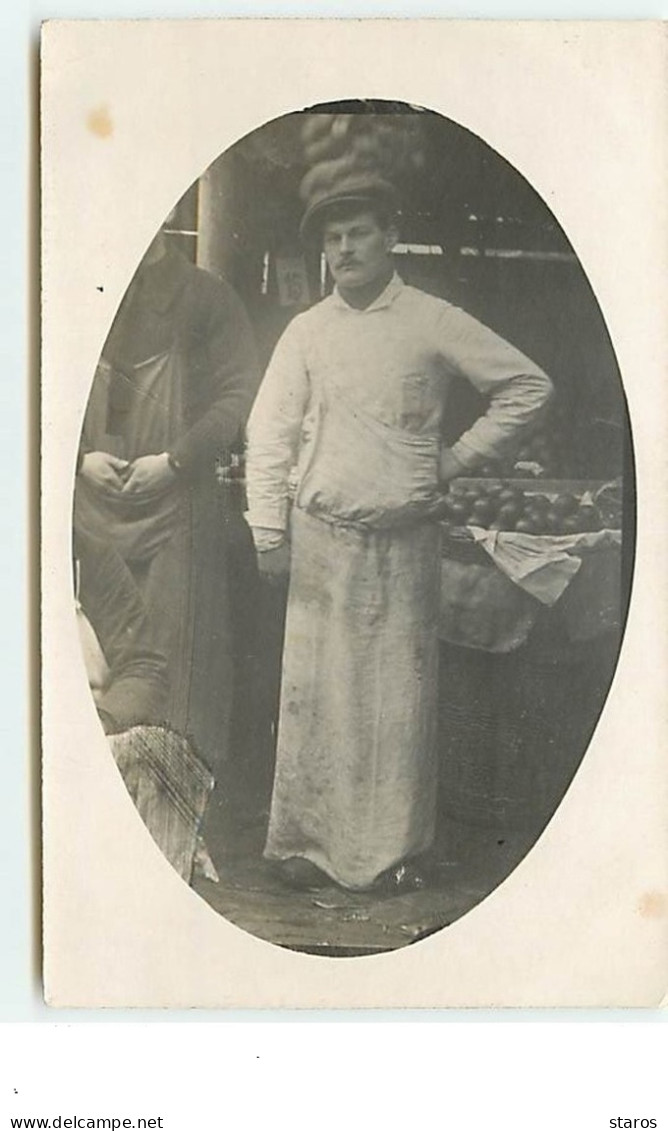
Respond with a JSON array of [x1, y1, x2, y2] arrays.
[[440, 479, 620, 535]]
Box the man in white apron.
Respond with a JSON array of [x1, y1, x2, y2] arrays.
[[245, 180, 553, 892]]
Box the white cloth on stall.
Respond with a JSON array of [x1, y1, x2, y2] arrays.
[[470, 526, 622, 605]]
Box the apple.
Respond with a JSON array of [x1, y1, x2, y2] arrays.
[[578, 504, 603, 532], [446, 500, 469, 523], [544, 510, 564, 534], [470, 499, 494, 526], [497, 502, 522, 528], [498, 487, 523, 506], [552, 493, 579, 517]]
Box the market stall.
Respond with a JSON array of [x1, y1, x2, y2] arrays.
[[436, 478, 624, 847]]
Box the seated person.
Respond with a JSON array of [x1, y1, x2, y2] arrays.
[[75, 526, 169, 734], [74, 527, 216, 883]]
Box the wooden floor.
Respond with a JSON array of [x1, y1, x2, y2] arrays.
[[190, 573, 620, 954], [196, 535, 622, 954], [192, 768, 538, 956]]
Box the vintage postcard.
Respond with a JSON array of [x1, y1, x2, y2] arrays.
[[41, 19, 667, 1007]]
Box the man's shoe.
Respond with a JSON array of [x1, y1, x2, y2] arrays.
[[276, 857, 331, 891], [376, 860, 428, 895]]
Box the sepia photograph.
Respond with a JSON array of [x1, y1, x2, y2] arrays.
[[40, 19, 667, 1007], [69, 98, 632, 957]]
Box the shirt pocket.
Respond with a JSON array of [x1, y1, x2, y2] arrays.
[[399, 371, 440, 432]]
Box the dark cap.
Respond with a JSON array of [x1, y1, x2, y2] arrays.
[[299, 175, 399, 243]]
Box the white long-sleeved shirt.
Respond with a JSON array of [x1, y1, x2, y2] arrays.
[[246, 273, 553, 534]]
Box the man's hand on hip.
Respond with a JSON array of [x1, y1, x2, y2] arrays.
[[439, 447, 468, 486]]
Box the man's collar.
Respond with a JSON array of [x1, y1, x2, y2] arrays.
[[331, 271, 404, 312]]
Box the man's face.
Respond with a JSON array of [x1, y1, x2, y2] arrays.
[[322, 210, 396, 291]]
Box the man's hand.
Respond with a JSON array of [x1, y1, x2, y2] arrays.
[[256, 542, 291, 583], [122, 453, 177, 497], [439, 447, 467, 486], [79, 451, 129, 494]]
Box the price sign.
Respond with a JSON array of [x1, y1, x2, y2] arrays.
[[275, 256, 310, 307]]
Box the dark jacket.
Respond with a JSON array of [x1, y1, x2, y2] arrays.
[[85, 245, 260, 477]]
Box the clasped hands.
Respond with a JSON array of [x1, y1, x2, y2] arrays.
[[80, 451, 177, 497]]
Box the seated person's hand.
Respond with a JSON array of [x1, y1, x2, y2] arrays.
[[79, 451, 129, 494], [122, 453, 177, 497]]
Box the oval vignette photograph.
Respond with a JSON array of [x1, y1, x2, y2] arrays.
[[72, 101, 634, 958]]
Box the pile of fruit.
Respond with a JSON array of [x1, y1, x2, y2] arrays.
[[440, 480, 612, 535], [299, 112, 425, 201]]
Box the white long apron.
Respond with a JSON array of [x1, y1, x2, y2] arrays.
[[264, 507, 440, 890]]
